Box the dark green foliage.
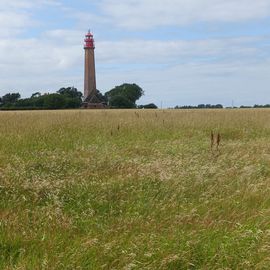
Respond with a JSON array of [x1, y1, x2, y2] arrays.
[[64, 96, 82, 108], [109, 95, 135, 108], [175, 104, 224, 109], [57, 87, 83, 99], [42, 94, 67, 109], [56, 87, 83, 108], [138, 103, 158, 109], [105, 83, 144, 108], [1, 93, 21, 105], [0, 87, 83, 110], [15, 98, 36, 108], [253, 104, 270, 108]]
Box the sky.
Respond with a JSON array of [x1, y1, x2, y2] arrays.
[[0, 0, 269, 107]]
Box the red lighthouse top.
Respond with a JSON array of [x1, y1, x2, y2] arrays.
[[84, 30, 95, 49]]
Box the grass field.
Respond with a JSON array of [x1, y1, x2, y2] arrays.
[[0, 109, 270, 269]]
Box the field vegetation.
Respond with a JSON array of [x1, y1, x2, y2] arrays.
[[0, 109, 270, 269]]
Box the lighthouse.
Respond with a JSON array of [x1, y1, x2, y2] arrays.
[[84, 30, 96, 99], [82, 30, 106, 108]]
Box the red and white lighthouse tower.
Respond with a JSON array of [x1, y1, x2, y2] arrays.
[[84, 30, 96, 99]]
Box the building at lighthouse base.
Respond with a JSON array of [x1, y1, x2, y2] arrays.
[[81, 92, 108, 109]]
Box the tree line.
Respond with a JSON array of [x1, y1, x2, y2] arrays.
[[1, 84, 268, 110], [174, 104, 270, 109], [175, 104, 223, 109], [0, 83, 158, 110], [0, 87, 83, 110]]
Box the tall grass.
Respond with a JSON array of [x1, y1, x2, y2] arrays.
[[0, 109, 270, 269]]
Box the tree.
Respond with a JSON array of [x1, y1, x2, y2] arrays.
[[31, 92, 41, 98], [105, 83, 144, 108], [64, 97, 82, 108], [43, 94, 67, 109], [138, 103, 158, 109], [57, 87, 83, 99], [57, 87, 84, 108], [2, 93, 21, 105], [109, 95, 135, 108], [16, 98, 35, 108]]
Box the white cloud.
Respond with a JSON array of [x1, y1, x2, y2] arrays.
[[97, 37, 262, 64], [0, 38, 81, 73], [99, 0, 270, 29], [44, 29, 83, 45], [0, 0, 60, 10], [0, 0, 61, 37], [1, 33, 265, 77], [0, 0, 33, 10], [0, 12, 31, 34]]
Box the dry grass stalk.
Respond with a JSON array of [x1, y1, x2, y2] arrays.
[[217, 133, 221, 150], [211, 131, 214, 150], [211, 131, 221, 151]]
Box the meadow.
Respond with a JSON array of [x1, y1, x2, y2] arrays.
[[0, 109, 270, 269]]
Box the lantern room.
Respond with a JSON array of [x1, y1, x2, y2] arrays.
[[84, 30, 95, 49]]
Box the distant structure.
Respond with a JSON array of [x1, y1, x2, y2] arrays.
[[82, 30, 106, 109]]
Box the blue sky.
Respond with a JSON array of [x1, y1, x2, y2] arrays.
[[0, 0, 269, 107]]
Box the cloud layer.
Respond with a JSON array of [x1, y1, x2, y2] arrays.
[[100, 0, 270, 29]]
